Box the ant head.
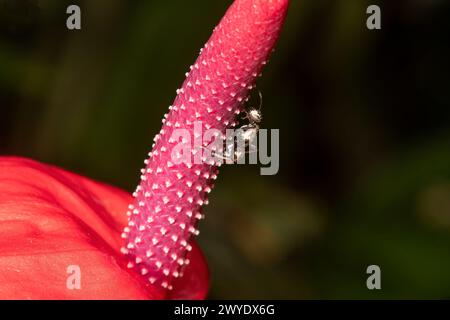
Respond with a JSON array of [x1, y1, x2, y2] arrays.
[[257, 91, 263, 110], [245, 90, 262, 123], [248, 109, 262, 123]]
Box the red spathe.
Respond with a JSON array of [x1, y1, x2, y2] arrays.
[[0, 157, 208, 299]]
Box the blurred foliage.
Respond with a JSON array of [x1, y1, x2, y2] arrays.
[[1, 0, 450, 298]]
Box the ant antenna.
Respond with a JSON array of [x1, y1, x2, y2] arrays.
[[257, 90, 263, 111]]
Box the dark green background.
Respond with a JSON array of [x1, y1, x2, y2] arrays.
[[1, 0, 450, 298]]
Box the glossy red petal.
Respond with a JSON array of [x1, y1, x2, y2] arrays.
[[0, 157, 208, 299]]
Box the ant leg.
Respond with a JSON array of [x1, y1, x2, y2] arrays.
[[200, 146, 235, 164]]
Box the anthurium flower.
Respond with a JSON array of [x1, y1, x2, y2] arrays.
[[0, 0, 289, 299]]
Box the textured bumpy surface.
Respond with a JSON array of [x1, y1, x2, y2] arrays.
[[123, 0, 289, 294]]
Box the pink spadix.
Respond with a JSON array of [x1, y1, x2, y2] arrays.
[[122, 0, 289, 294]]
